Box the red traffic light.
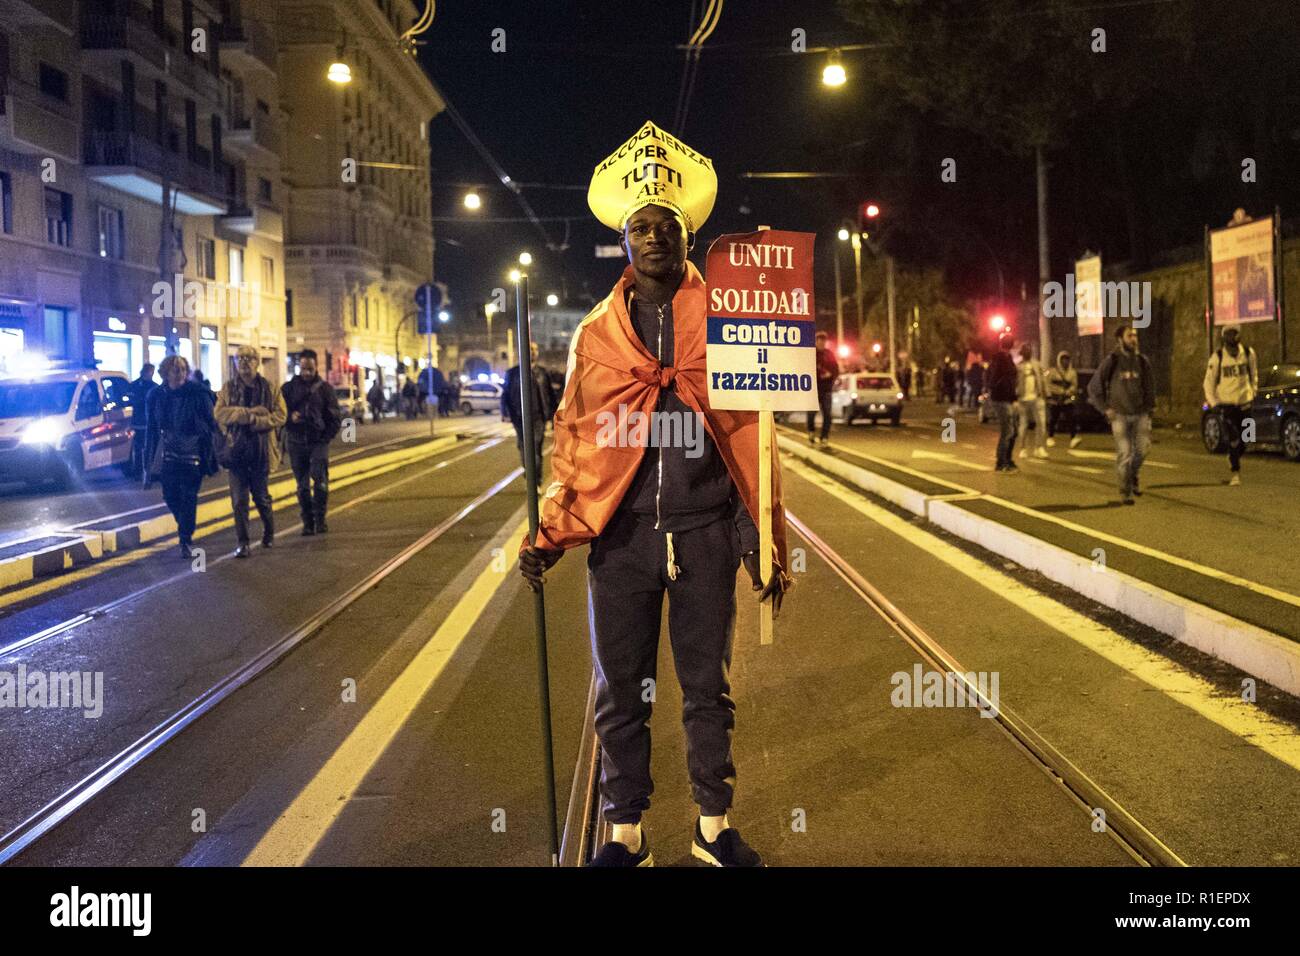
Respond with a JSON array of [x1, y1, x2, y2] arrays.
[[988, 313, 1007, 332], [871, 342, 883, 354], [864, 203, 880, 219]]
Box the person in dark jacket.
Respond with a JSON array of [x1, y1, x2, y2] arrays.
[[127, 363, 158, 478], [367, 380, 385, 423], [144, 355, 217, 559], [1088, 324, 1155, 504], [281, 349, 342, 535], [965, 359, 985, 410], [986, 334, 1019, 471], [401, 379, 418, 420], [807, 330, 838, 444], [502, 342, 552, 483]]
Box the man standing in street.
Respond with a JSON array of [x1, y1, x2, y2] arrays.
[[282, 349, 341, 536], [127, 363, 158, 478], [215, 345, 286, 557], [1046, 351, 1081, 449], [987, 334, 1019, 471], [502, 341, 552, 484], [518, 121, 788, 868], [1016, 344, 1049, 460], [1203, 324, 1257, 486], [1088, 324, 1156, 505], [808, 330, 837, 445]]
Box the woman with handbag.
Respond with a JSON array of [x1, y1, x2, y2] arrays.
[[144, 354, 219, 559]]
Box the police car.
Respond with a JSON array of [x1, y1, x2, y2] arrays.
[[0, 366, 136, 487]]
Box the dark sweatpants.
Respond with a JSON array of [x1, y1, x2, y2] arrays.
[[806, 387, 832, 440], [587, 509, 740, 824]]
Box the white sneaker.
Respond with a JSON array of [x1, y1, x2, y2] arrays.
[[1034, 447, 1049, 459], [1070, 436, 1083, 449], [1229, 473, 1241, 486], [1046, 437, 1056, 447], [1018, 448, 1028, 459]]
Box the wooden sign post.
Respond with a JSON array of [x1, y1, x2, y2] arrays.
[[705, 227, 817, 644]]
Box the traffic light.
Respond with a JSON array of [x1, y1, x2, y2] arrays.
[[987, 313, 1007, 333], [858, 201, 880, 230]]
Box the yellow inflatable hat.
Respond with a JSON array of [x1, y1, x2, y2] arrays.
[[588, 120, 717, 233]]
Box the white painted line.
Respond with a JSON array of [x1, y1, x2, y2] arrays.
[[910, 449, 994, 472]]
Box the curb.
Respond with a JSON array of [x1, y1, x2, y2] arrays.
[[778, 434, 1300, 697]]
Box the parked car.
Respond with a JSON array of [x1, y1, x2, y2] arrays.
[[460, 381, 504, 414], [830, 372, 904, 425], [334, 384, 367, 422], [0, 367, 135, 487], [1202, 362, 1300, 461]]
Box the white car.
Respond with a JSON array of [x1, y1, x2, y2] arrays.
[[830, 372, 905, 426], [460, 381, 503, 414], [334, 385, 367, 422], [0, 367, 136, 486]]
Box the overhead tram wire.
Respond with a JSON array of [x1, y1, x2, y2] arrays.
[[672, 0, 723, 137]]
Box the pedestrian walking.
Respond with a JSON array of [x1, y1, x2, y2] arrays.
[[1203, 324, 1257, 486], [1016, 344, 1049, 460], [1088, 324, 1155, 505], [502, 342, 551, 485], [520, 123, 787, 868], [1046, 351, 1081, 448], [367, 379, 385, 423], [807, 330, 837, 445], [143, 355, 217, 559], [281, 349, 341, 536], [988, 334, 1019, 471], [127, 362, 158, 479], [965, 358, 985, 410], [401, 379, 417, 420], [215, 345, 286, 557]]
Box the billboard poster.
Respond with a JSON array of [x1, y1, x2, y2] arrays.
[[1075, 254, 1103, 336], [1210, 217, 1276, 325], [705, 230, 818, 412]]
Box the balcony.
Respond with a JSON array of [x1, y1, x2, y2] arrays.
[[0, 75, 79, 164], [80, 12, 167, 73], [164, 48, 221, 104], [221, 200, 284, 243], [84, 130, 226, 216], [286, 245, 381, 277], [220, 19, 276, 76], [226, 113, 281, 164], [3, 0, 76, 36]]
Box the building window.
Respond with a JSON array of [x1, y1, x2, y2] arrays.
[[44, 188, 72, 247], [351, 295, 358, 328], [97, 206, 124, 259], [228, 245, 244, 286], [261, 256, 274, 294], [257, 177, 273, 203], [44, 306, 72, 359], [197, 237, 216, 279], [38, 63, 68, 102], [0, 172, 11, 235], [285, 288, 294, 328]]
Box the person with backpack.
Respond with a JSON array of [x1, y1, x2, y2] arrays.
[[1088, 324, 1156, 505], [215, 345, 287, 557], [282, 349, 342, 535], [1045, 351, 1081, 449], [1203, 324, 1258, 486]]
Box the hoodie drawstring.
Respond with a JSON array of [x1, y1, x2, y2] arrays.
[[665, 531, 680, 581]]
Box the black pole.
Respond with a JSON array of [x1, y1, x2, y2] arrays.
[[516, 272, 560, 866]]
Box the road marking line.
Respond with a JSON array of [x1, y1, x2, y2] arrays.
[[1068, 466, 1104, 474], [784, 456, 1300, 772], [1067, 448, 1176, 469], [242, 515, 530, 866], [910, 449, 993, 472]]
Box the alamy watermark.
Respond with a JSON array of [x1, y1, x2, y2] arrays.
[[1043, 272, 1151, 328], [891, 664, 999, 718], [595, 404, 705, 458], [0, 665, 104, 718]]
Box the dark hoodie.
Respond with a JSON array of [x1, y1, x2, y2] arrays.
[[144, 380, 218, 476], [1089, 345, 1155, 416]]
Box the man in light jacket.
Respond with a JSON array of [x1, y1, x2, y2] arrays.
[[215, 345, 287, 557], [1202, 324, 1258, 486], [1016, 344, 1049, 459], [1045, 351, 1081, 449]]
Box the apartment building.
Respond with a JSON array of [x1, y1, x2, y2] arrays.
[[277, 0, 443, 391], [0, 0, 287, 387]]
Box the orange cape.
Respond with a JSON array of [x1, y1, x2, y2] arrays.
[[525, 260, 787, 571]]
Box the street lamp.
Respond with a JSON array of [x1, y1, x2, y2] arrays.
[[327, 61, 352, 84], [485, 303, 497, 371], [463, 191, 481, 210], [822, 50, 846, 87], [546, 293, 559, 307], [438, 310, 450, 323], [508, 268, 522, 284], [518, 252, 533, 267], [837, 227, 849, 242]]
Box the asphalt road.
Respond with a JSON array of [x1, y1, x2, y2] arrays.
[[6, 418, 1298, 866]]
